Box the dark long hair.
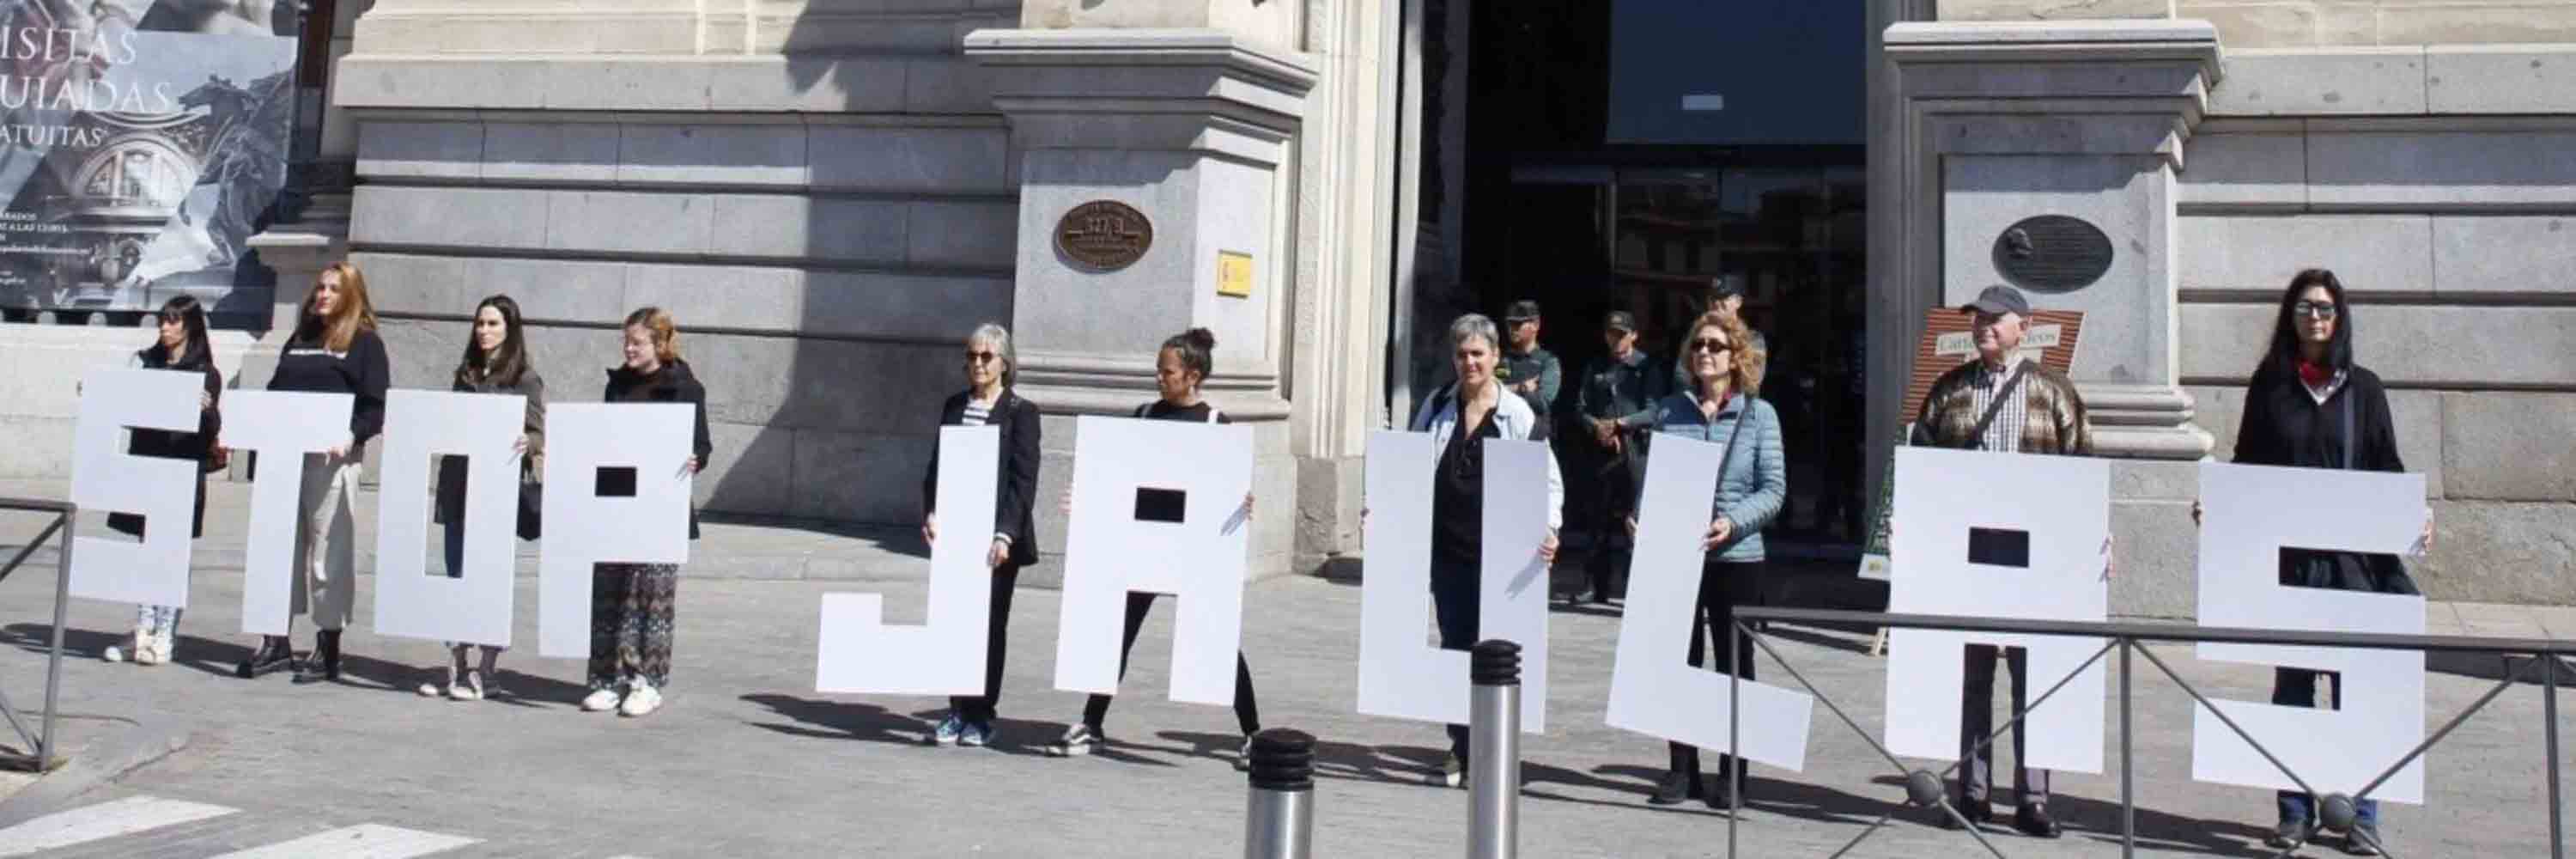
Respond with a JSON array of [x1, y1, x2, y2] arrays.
[[1160, 327, 1216, 387], [144, 295, 212, 369], [457, 295, 532, 388], [2254, 268, 2354, 382]]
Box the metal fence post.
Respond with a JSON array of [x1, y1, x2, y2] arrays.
[[2121, 637, 2135, 859], [1243, 728, 1315, 859], [1467, 640, 1521, 859]]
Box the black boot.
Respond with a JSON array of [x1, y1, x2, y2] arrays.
[[234, 635, 294, 679], [293, 631, 341, 684], [1649, 745, 1702, 806], [1706, 758, 1743, 811]]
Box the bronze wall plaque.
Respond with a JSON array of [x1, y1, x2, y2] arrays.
[[1992, 215, 2114, 292], [1054, 201, 1153, 271]]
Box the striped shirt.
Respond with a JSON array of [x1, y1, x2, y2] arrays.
[[962, 395, 995, 427], [1968, 357, 2032, 454]]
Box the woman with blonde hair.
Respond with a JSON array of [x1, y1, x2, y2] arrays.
[[580, 307, 711, 717], [238, 260, 390, 683], [1629, 310, 1783, 809]]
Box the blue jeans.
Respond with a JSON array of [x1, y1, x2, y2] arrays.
[[2274, 668, 2380, 827]]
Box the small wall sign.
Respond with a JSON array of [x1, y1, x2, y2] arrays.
[[1216, 251, 1254, 298], [1055, 200, 1153, 271]]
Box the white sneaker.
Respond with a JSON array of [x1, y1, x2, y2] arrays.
[[580, 687, 623, 712], [102, 645, 125, 663], [133, 643, 162, 666], [618, 680, 662, 717], [449, 670, 484, 702]]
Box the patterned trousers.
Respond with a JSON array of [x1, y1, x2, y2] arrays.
[[587, 564, 677, 690]]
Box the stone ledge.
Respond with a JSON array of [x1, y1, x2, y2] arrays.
[[337, 54, 996, 114], [963, 27, 1317, 148], [2211, 47, 2425, 117]]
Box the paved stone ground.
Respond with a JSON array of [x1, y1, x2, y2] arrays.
[[0, 482, 2567, 856]]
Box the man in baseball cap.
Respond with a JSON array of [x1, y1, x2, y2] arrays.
[[1567, 308, 1671, 604], [1499, 300, 1560, 423]]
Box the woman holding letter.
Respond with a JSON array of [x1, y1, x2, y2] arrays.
[[920, 322, 1041, 748], [237, 261, 390, 683], [1406, 313, 1561, 788], [1045, 328, 1264, 765], [416, 295, 545, 702], [2212, 269, 2421, 856], [580, 307, 711, 718], [1629, 310, 1783, 809], [102, 295, 223, 667]]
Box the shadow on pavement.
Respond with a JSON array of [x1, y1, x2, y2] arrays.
[[1862, 774, 2277, 856], [739, 694, 1067, 758]]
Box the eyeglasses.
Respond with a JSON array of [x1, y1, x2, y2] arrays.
[[965, 350, 999, 364], [2293, 301, 2338, 320], [1689, 338, 1732, 355]]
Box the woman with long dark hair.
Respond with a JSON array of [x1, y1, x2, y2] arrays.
[[581, 307, 711, 718], [238, 260, 390, 683], [417, 295, 545, 702], [2214, 268, 2423, 856], [102, 295, 222, 666], [1045, 328, 1263, 765], [920, 321, 1040, 748]]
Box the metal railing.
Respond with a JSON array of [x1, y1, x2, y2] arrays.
[[1726, 606, 2571, 859], [0, 497, 74, 771]]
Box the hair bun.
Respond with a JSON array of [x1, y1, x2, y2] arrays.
[[1185, 327, 1216, 352]]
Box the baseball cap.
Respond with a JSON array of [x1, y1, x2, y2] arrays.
[[1708, 277, 1744, 300], [1960, 284, 2032, 318], [1504, 300, 1542, 322], [1604, 310, 1637, 332]]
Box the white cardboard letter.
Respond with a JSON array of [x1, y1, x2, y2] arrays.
[[222, 390, 354, 635], [817, 426, 999, 695], [1054, 416, 1255, 705], [371, 390, 526, 648], [1605, 433, 1814, 771], [539, 403, 695, 658], [1883, 447, 2110, 774], [2194, 461, 2427, 803], [1356, 430, 1551, 733], [69, 369, 207, 608]]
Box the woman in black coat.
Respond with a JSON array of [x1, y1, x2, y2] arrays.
[[2214, 268, 2424, 856], [920, 321, 1040, 748], [577, 307, 712, 719], [104, 296, 222, 666]]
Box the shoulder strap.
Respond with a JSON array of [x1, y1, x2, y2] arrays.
[[1967, 362, 2031, 450], [2340, 381, 2357, 471], [1206, 406, 1222, 424]]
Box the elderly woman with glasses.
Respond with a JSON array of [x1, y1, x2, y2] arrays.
[[1625, 309, 1783, 810], [919, 322, 1043, 749]]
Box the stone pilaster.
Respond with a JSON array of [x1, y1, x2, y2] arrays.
[[966, 28, 1316, 581]]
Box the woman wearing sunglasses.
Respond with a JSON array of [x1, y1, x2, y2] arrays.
[[919, 322, 1042, 749], [1628, 309, 1783, 810]]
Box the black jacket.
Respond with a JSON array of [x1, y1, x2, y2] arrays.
[[105, 345, 222, 539], [603, 360, 714, 539], [922, 388, 1042, 567], [2232, 365, 2417, 595], [267, 327, 392, 448]]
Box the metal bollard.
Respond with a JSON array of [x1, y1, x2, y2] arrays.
[[1244, 728, 1315, 859], [1468, 640, 1522, 859]]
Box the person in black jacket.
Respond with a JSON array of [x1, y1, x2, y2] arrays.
[[580, 307, 712, 719], [417, 295, 546, 703], [237, 261, 391, 683], [103, 295, 222, 667], [920, 321, 1040, 748], [2202, 269, 2425, 856], [1043, 328, 1262, 765]]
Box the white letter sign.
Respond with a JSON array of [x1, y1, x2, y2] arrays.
[[371, 390, 525, 648], [222, 389, 353, 636], [1356, 430, 1552, 733], [817, 425, 999, 695], [2194, 461, 2427, 802], [69, 369, 205, 608], [1054, 416, 1254, 705], [1606, 433, 1814, 771], [1883, 447, 2110, 774], [539, 403, 695, 658]]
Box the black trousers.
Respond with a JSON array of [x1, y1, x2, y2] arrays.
[[1431, 554, 1480, 761], [950, 561, 1023, 723], [1583, 444, 1643, 597], [1672, 558, 1765, 777], [1958, 645, 2050, 806], [1080, 592, 1261, 736]]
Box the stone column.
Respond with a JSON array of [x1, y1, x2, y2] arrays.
[[1883, 20, 2222, 617], [966, 28, 1316, 583]]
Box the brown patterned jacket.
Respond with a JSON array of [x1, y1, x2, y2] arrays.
[[1908, 359, 2095, 456]]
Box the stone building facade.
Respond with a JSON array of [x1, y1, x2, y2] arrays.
[[0, 0, 2566, 613]]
